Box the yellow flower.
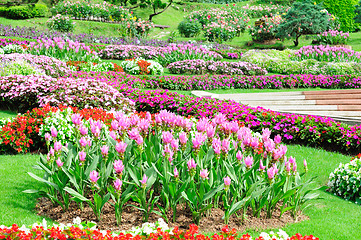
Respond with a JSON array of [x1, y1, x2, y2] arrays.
[[314, 2, 316, 4]]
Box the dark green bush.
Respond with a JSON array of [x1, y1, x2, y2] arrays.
[[31, 4, 48, 17], [177, 19, 202, 37], [6, 5, 33, 19], [0, 6, 8, 17]]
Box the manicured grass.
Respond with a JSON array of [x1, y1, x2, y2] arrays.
[[0, 109, 17, 119], [0, 154, 54, 226]]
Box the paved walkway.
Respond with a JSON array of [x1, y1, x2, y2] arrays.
[[191, 89, 361, 125]]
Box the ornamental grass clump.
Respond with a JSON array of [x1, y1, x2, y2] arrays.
[[328, 154, 361, 204], [28, 110, 317, 225]]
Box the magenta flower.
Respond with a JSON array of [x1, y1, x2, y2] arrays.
[[135, 135, 144, 145], [79, 137, 88, 148], [304, 159, 308, 171], [171, 139, 179, 152], [49, 147, 55, 156], [140, 174, 147, 188], [114, 160, 124, 174], [192, 132, 206, 149], [285, 162, 291, 173], [71, 113, 82, 126], [267, 167, 276, 180], [187, 158, 197, 171], [236, 151, 243, 162], [54, 141, 62, 152], [109, 131, 117, 141], [206, 125, 215, 138], [111, 120, 119, 131], [101, 145, 109, 157], [50, 126, 58, 138], [274, 135, 282, 144], [244, 156, 253, 168], [115, 141, 127, 154], [114, 179, 123, 191], [259, 160, 266, 171], [44, 133, 51, 142], [224, 176, 231, 186], [79, 125, 88, 135], [56, 158, 63, 168], [79, 151, 86, 162], [212, 137, 222, 155], [221, 138, 230, 153], [179, 132, 188, 145], [174, 167, 179, 178], [162, 131, 173, 144], [90, 170, 100, 183], [199, 169, 209, 180]]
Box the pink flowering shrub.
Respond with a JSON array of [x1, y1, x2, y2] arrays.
[[248, 15, 283, 43], [242, 4, 290, 18], [0, 53, 71, 77], [0, 75, 135, 112], [167, 59, 267, 75]]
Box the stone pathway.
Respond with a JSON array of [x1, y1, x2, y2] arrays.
[[191, 89, 361, 125]]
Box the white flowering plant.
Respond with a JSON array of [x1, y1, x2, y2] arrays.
[[328, 155, 361, 204], [2, 44, 25, 54]]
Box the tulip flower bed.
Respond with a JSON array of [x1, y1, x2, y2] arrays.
[[0, 221, 319, 240], [0, 38, 29, 48], [212, 49, 244, 59], [99, 44, 222, 66], [28, 106, 316, 227], [291, 45, 361, 63], [0, 75, 135, 113], [167, 60, 267, 76], [242, 49, 361, 75], [0, 53, 71, 77], [28, 38, 100, 63], [315, 30, 349, 45], [0, 24, 231, 49]]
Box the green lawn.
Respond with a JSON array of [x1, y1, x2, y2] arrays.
[[0, 109, 17, 119]]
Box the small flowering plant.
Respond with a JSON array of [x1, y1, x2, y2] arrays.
[[47, 14, 75, 32], [328, 155, 361, 204]]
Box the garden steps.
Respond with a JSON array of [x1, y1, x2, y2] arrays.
[[191, 89, 361, 124]]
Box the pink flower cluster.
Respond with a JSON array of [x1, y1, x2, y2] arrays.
[[167, 59, 267, 76], [291, 45, 361, 63], [0, 74, 135, 112], [0, 53, 71, 77]]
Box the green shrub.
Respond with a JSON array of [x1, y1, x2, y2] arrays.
[[31, 4, 48, 17], [0, 6, 8, 17], [6, 5, 33, 19], [177, 19, 202, 38], [316, 0, 357, 32]]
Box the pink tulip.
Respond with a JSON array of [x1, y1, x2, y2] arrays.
[[114, 179, 122, 191], [54, 141, 62, 152], [199, 169, 209, 180], [90, 170, 100, 183], [79, 151, 86, 162], [56, 158, 63, 168], [140, 174, 147, 188], [187, 158, 197, 171], [162, 131, 173, 144], [244, 156, 253, 168], [224, 176, 231, 186], [174, 167, 179, 178], [179, 132, 188, 145], [44, 133, 51, 142], [114, 160, 124, 174], [50, 126, 58, 138], [101, 145, 109, 157]]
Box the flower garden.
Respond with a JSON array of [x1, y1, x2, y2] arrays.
[[1, 0, 361, 239]]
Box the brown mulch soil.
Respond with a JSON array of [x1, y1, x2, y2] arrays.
[[36, 197, 308, 233]]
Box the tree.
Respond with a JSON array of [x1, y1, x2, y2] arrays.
[[277, 0, 329, 46], [316, 0, 357, 32]]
